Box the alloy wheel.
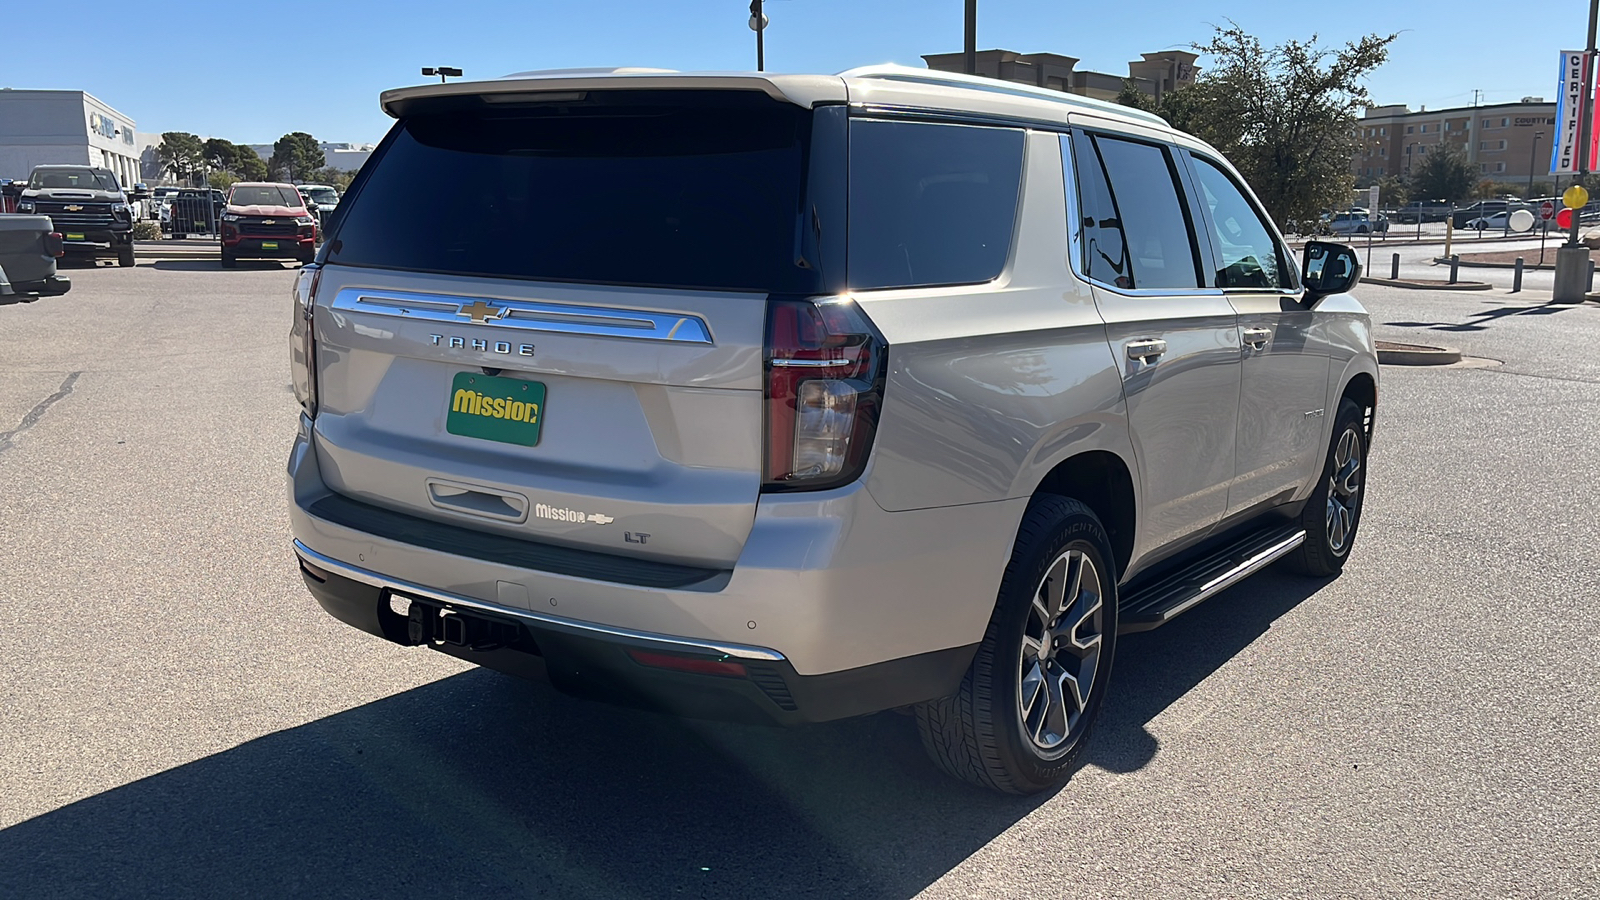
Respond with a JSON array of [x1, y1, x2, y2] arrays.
[[1325, 427, 1364, 554], [1017, 548, 1104, 755]]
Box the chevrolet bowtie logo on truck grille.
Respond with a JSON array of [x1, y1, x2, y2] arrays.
[[64, 205, 84, 212], [458, 300, 504, 324], [263, 219, 275, 225]]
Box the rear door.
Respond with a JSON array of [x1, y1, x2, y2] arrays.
[[1066, 128, 1241, 554], [309, 90, 841, 569]]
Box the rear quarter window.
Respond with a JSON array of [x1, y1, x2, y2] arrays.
[[847, 120, 1025, 291]]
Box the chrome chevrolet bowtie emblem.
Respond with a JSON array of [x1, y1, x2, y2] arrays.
[[459, 300, 504, 324], [64, 205, 83, 212], [263, 219, 275, 225]]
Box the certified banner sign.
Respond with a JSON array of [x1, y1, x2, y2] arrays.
[[1552, 50, 1595, 174]]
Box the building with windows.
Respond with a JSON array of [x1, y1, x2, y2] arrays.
[[923, 49, 1198, 103], [1351, 98, 1558, 187], [0, 89, 142, 188]]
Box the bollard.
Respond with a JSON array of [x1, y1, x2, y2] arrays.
[[1513, 257, 1524, 293], [1391, 252, 1400, 280], [1449, 254, 1460, 284], [1590, 259, 1596, 293]]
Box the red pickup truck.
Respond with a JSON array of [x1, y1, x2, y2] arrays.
[[219, 182, 318, 267]]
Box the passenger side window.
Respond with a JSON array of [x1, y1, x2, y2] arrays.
[[1073, 134, 1202, 290], [848, 120, 1025, 290], [1190, 156, 1290, 290]]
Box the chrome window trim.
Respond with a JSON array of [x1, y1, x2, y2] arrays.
[[848, 102, 1072, 133], [329, 287, 714, 344], [293, 540, 786, 662]]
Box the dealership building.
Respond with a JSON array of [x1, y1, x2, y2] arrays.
[[0, 89, 142, 188]]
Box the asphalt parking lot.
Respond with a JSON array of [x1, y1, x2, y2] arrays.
[[2, 260, 1597, 899]]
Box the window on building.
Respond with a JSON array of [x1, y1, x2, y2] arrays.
[[1421, 124, 1429, 133], [1380, 147, 1387, 156], [1479, 164, 1487, 173], [1495, 162, 1506, 173], [1418, 145, 1427, 155], [1406, 125, 1415, 134], [1483, 119, 1491, 129], [1380, 127, 1387, 135], [1501, 117, 1509, 127], [1444, 122, 1452, 131], [1378, 166, 1385, 175], [1500, 140, 1508, 150]]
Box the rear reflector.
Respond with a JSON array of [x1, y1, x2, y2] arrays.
[[627, 649, 748, 678]]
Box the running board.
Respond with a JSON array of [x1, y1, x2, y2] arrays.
[[1117, 525, 1306, 633]]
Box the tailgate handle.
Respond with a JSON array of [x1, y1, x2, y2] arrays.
[[426, 479, 529, 523]]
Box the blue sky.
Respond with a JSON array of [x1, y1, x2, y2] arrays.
[[0, 1, 1587, 144]]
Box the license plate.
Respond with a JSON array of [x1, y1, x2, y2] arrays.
[[261, 241, 278, 250], [65, 232, 84, 241], [446, 373, 544, 446]]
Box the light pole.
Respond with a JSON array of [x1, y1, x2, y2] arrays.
[[964, 0, 976, 75], [1528, 131, 1544, 199], [749, 0, 767, 72]]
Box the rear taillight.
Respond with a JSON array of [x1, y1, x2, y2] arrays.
[[44, 232, 64, 258], [290, 265, 322, 418], [763, 297, 885, 491]]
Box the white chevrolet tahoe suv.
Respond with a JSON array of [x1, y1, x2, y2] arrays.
[[288, 65, 1377, 794]]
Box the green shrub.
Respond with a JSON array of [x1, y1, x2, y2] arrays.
[[132, 221, 162, 240]]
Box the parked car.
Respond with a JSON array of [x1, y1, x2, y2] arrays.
[[220, 182, 318, 266], [1326, 211, 1387, 235], [298, 183, 341, 224], [287, 65, 1378, 794], [1452, 200, 1511, 228], [13, 165, 136, 266], [1466, 211, 1515, 231], [0, 214, 71, 297], [167, 188, 226, 238], [1392, 201, 1452, 224], [149, 186, 182, 222]]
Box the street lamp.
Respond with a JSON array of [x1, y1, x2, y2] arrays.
[[748, 0, 767, 72], [421, 66, 462, 84], [1528, 131, 1545, 199]]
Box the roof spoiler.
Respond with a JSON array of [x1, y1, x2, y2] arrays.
[[379, 70, 847, 118]]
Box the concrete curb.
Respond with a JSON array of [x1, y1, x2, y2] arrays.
[[1375, 341, 1463, 366], [1361, 276, 1493, 291], [1433, 256, 1558, 271]]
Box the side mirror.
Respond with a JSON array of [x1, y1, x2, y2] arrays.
[[1301, 240, 1361, 302]]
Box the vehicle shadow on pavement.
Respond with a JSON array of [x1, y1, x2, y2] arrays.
[[0, 573, 1328, 900], [1087, 569, 1331, 774], [0, 666, 1044, 899], [1386, 301, 1582, 332], [149, 259, 299, 272]]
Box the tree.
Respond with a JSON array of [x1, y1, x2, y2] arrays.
[[1376, 174, 1410, 207], [156, 132, 205, 185], [1116, 22, 1397, 228], [307, 166, 356, 192], [207, 171, 239, 191], [268, 132, 325, 182], [203, 138, 241, 174], [1411, 142, 1476, 203]]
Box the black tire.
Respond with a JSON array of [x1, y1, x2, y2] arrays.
[[1283, 397, 1368, 577], [174, 232, 187, 240], [916, 495, 1119, 794], [117, 245, 135, 267], [220, 248, 236, 268]]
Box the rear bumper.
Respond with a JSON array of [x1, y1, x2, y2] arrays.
[[9, 275, 72, 296], [287, 417, 1023, 719], [294, 540, 974, 725]]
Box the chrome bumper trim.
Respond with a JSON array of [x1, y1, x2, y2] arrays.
[[292, 539, 786, 662]]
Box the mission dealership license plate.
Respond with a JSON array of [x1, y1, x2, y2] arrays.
[[446, 372, 545, 447]]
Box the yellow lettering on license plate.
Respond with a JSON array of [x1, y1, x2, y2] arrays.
[[261, 242, 278, 250], [65, 233, 85, 241]]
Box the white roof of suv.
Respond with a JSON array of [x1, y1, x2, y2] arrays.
[[378, 64, 1171, 134]]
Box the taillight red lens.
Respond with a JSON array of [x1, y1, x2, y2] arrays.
[[764, 297, 884, 490], [45, 232, 64, 258], [290, 265, 322, 417]]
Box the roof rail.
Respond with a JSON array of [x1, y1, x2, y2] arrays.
[[838, 64, 1169, 128]]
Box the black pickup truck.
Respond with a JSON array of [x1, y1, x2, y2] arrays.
[[14, 165, 137, 267], [0, 214, 71, 298]]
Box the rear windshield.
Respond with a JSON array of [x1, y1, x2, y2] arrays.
[[328, 91, 815, 292], [230, 185, 304, 208]]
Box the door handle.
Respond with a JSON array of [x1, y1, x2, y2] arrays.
[[1126, 339, 1167, 362], [1242, 328, 1271, 350]]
